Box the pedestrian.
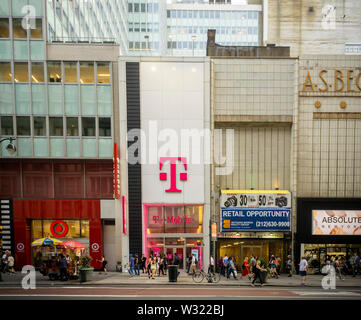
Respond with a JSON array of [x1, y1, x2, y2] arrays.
[[286, 255, 293, 277], [269, 255, 278, 279], [249, 255, 256, 277], [208, 255, 215, 274], [251, 260, 266, 287], [158, 254, 165, 276], [58, 254, 68, 281], [146, 255, 152, 278], [227, 257, 237, 280], [164, 255, 168, 275], [299, 256, 308, 286], [129, 254, 135, 276], [218, 256, 224, 275], [352, 252, 360, 277], [141, 254, 147, 273], [275, 256, 281, 275], [1, 250, 9, 273], [135, 254, 140, 276], [222, 254, 229, 277], [173, 253, 180, 277], [241, 256, 250, 280], [190, 254, 197, 275], [7, 253, 15, 274], [150, 256, 157, 279], [97, 256, 108, 274], [186, 255, 191, 274], [335, 257, 345, 280]]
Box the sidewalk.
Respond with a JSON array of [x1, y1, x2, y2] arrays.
[[1, 271, 361, 288]]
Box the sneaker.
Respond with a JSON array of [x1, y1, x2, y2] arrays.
[[251, 283, 255, 287]]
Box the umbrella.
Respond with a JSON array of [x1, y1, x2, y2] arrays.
[[31, 237, 62, 247], [59, 240, 85, 249]]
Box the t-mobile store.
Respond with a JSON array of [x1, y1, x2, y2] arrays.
[[123, 57, 210, 269]]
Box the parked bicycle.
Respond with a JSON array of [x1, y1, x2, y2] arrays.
[[192, 269, 221, 283]]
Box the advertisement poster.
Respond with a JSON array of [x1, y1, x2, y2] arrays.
[[220, 190, 291, 232], [191, 249, 199, 261], [312, 210, 361, 235]]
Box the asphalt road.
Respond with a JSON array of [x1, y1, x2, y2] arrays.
[[1, 285, 361, 300]]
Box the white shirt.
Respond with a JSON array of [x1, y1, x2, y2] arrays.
[[299, 259, 308, 271], [210, 257, 214, 266]]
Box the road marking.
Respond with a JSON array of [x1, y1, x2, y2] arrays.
[[293, 291, 361, 296]]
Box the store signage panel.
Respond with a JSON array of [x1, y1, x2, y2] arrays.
[[220, 190, 291, 232], [312, 210, 361, 235]]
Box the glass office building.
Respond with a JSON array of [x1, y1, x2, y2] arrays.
[[128, 0, 262, 56]]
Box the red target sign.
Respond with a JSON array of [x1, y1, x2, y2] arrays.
[[50, 220, 69, 238]]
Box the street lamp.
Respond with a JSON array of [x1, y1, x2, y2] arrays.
[[191, 35, 197, 56], [0, 137, 16, 154], [168, 34, 173, 56]]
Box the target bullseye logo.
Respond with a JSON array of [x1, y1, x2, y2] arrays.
[[50, 220, 69, 238], [17, 243, 25, 251], [91, 243, 100, 252]]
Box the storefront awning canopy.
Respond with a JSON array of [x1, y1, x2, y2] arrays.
[[31, 237, 62, 247]]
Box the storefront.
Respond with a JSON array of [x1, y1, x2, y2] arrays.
[[296, 198, 361, 274], [217, 190, 292, 270], [13, 199, 103, 270], [144, 204, 204, 269]]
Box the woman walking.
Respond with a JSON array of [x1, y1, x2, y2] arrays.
[[269, 255, 278, 279], [150, 256, 157, 279], [251, 260, 266, 287], [146, 255, 153, 279], [241, 256, 250, 280]]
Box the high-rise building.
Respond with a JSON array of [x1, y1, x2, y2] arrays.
[[0, 0, 122, 270], [128, 0, 263, 56]]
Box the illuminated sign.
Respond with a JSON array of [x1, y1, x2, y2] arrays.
[[159, 157, 187, 193], [50, 220, 69, 238], [114, 143, 120, 199]]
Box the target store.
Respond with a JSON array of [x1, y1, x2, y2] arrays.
[[13, 199, 103, 269]]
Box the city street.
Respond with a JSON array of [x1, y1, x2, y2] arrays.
[[1, 271, 361, 300]]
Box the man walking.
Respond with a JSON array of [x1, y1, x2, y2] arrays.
[[222, 255, 229, 277], [352, 252, 360, 277], [299, 256, 308, 286], [208, 255, 215, 274]]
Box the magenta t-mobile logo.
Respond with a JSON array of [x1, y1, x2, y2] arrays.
[[159, 157, 188, 192]]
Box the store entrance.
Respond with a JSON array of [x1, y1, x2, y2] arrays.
[[165, 247, 184, 269], [241, 246, 263, 260]]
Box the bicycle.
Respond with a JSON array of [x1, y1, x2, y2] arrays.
[[192, 269, 221, 283]]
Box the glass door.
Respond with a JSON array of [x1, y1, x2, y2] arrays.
[[165, 247, 184, 269], [241, 246, 263, 261]]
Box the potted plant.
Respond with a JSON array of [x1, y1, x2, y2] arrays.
[[79, 255, 94, 282]]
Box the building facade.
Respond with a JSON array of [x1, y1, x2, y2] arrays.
[[0, 0, 121, 270]]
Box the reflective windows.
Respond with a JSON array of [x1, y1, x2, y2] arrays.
[[33, 117, 46, 136], [31, 62, 44, 83], [66, 117, 79, 136], [49, 117, 63, 136], [99, 118, 111, 137], [47, 62, 62, 83], [1, 116, 13, 135], [14, 62, 28, 82], [16, 116, 31, 135], [97, 63, 110, 84], [82, 117, 95, 136], [13, 18, 27, 38], [64, 62, 78, 83], [0, 62, 11, 82], [30, 19, 43, 39], [0, 18, 9, 38], [80, 62, 94, 83]]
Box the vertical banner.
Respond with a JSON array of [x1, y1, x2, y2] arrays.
[[122, 196, 127, 235], [113, 143, 120, 199]]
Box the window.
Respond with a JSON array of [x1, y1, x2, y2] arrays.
[[128, 3, 132, 12], [14, 62, 28, 82], [129, 41, 134, 49], [13, 18, 27, 38], [128, 22, 133, 32], [64, 62, 78, 83], [154, 3, 158, 12], [147, 3, 153, 13], [99, 118, 111, 137], [134, 3, 139, 12], [0, 18, 9, 38], [47, 62, 62, 83], [141, 22, 146, 32], [66, 117, 78, 136], [97, 63, 110, 84], [49, 117, 63, 136], [30, 19, 42, 39], [0, 62, 11, 82], [16, 116, 30, 135], [141, 4, 145, 12], [82, 117, 95, 136], [33, 117, 46, 136], [80, 62, 94, 83], [1, 116, 13, 135], [31, 62, 44, 83]]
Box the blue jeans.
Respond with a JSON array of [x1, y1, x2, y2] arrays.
[[227, 267, 236, 279], [135, 265, 140, 275], [128, 266, 135, 276]]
